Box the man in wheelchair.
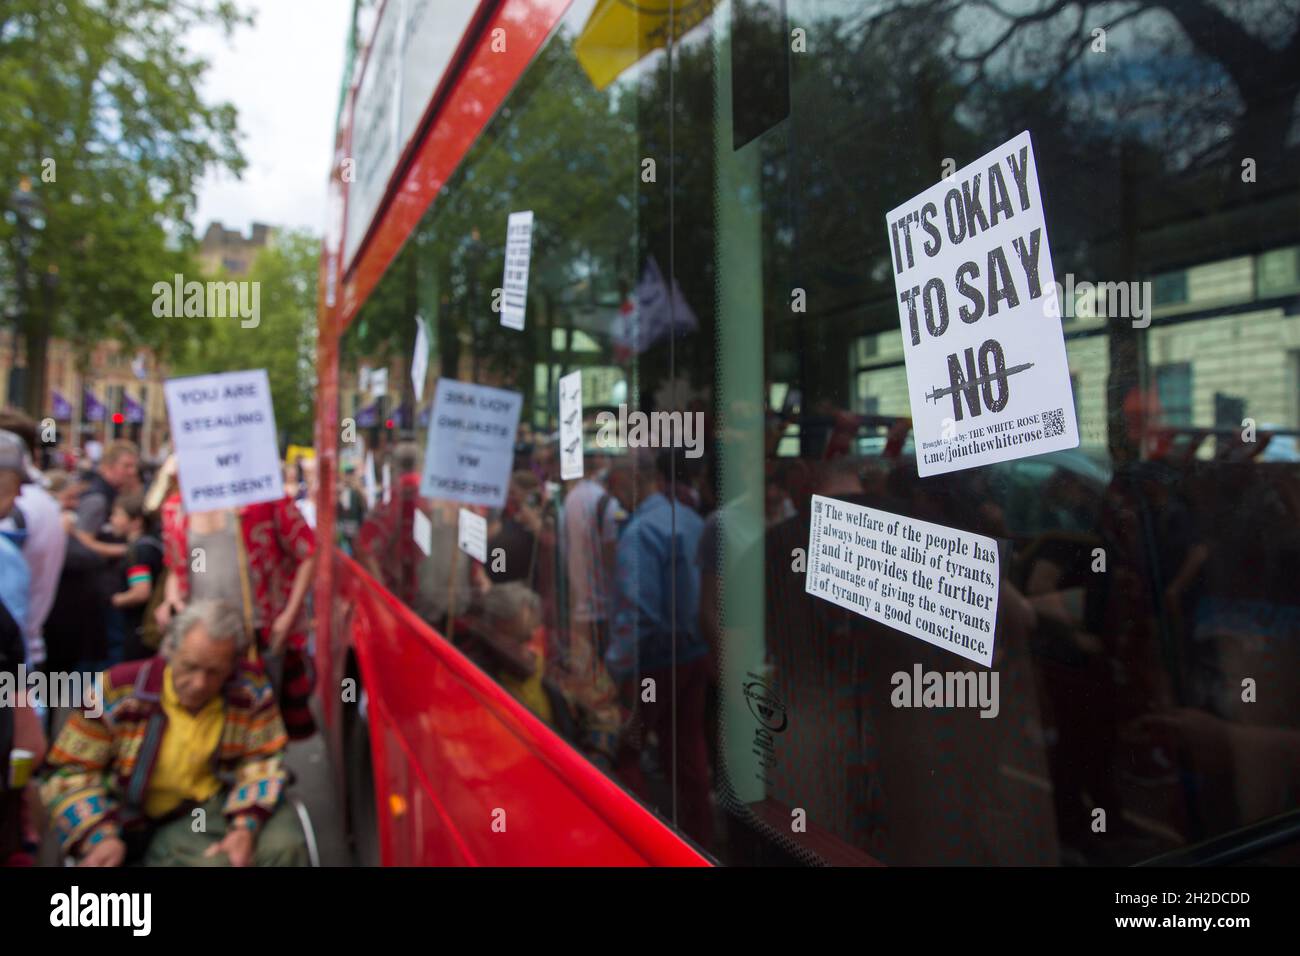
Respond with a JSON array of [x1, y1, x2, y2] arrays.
[[40, 599, 309, 866]]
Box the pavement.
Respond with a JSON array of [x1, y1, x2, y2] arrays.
[[285, 733, 351, 866]]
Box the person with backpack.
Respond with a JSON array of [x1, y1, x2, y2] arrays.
[[0, 427, 46, 865], [0, 410, 68, 668], [108, 492, 164, 661]]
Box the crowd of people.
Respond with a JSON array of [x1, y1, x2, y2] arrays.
[[347, 433, 723, 848], [0, 408, 317, 867], [343, 396, 1300, 865], [5, 388, 1299, 868]]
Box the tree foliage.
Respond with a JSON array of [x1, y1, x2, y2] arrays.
[[0, 0, 249, 414], [172, 228, 320, 447]]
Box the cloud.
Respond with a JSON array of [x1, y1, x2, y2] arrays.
[[189, 0, 354, 238]]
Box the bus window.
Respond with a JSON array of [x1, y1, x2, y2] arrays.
[[682, 0, 1300, 865], [335, 0, 1300, 865], [335, 0, 702, 838]]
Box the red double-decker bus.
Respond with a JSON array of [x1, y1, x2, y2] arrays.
[[315, 0, 1300, 867]]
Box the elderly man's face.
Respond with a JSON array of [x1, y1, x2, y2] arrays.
[[171, 623, 238, 712]]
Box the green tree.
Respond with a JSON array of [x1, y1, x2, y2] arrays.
[[0, 0, 249, 416], [173, 229, 320, 447]]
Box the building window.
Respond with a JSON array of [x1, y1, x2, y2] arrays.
[[1153, 271, 1188, 307], [1156, 362, 1193, 426]]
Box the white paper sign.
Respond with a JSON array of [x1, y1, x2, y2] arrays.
[[419, 378, 522, 508], [558, 369, 584, 481], [369, 367, 388, 398], [411, 315, 430, 403], [413, 508, 432, 556], [805, 495, 1000, 667], [887, 130, 1078, 476], [164, 369, 284, 512], [500, 210, 533, 330], [364, 450, 378, 509], [457, 508, 487, 563]]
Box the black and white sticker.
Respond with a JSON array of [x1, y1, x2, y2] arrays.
[[806, 495, 999, 667], [887, 130, 1078, 476]]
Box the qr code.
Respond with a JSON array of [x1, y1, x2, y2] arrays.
[[1042, 407, 1066, 438]]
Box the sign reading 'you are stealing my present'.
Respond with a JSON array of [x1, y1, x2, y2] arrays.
[[164, 369, 284, 512], [887, 130, 1078, 476]]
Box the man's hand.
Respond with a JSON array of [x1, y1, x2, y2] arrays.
[[269, 611, 294, 654], [204, 828, 255, 867], [516, 501, 542, 535], [155, 599, 183, 630], [79, 836, 127, 867]]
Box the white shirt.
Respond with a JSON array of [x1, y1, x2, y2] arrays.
[[562, 477, 620, 624], [5, 482, 68, 665], [296, 496, 317, 529]]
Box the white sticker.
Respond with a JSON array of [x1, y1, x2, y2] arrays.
[[382, 461, 392, 505], [411, 314, 429, 404], [558, 369, 583, 480], [164, 369, 284, 513], [886, 130, 1078, 476], [419, 378, 522, 508], [805, 495, 1000, 667], [457, 508, 487, 563], [413, 508, 432, 557], [500, 210, 533, 330], [363, 450, 378, 509]]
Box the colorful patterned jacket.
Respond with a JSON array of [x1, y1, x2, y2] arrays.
[[39, 655, 289, 857]]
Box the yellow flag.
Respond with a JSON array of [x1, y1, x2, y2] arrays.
[[574, 0, 718, 91]]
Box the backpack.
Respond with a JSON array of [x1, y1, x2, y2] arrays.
[[0, 516, 27, 859], [0, 510, 29, 641]]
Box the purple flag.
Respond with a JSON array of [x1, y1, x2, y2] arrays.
[[123, 391, 145, 424], [83, 387, 106, 422], [355, 402, 378, 428], [611, 256, 698, 356], [51, 390, 72, 420]]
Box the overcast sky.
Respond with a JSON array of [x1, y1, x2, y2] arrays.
[[190, 0, 354, 240]]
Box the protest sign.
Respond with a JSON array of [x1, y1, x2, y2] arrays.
[[559, 369, 583, 480], [806, 495, 1000, 667], [500, 210, 533, 331], [164, 369, 283, 512], [419, 378, 522, 508], [413, 508, 432, 556], [457, 508, 487, 563], [887, 131, 1078, 476], [412, 314, 430, 403]]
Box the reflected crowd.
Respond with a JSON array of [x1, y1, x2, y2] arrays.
[[339, 397, 1300, 865]]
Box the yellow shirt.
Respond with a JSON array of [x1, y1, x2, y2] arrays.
[[501, 651, 553, 726], [143, 667, 225, 818]]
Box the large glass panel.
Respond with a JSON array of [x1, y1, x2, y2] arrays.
[[684, 0, 1300, 865], [341, 0, 1300, 865], [335, 0, 701, 838]]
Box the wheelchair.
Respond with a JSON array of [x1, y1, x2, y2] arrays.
[[62, 779, 320, 867]]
